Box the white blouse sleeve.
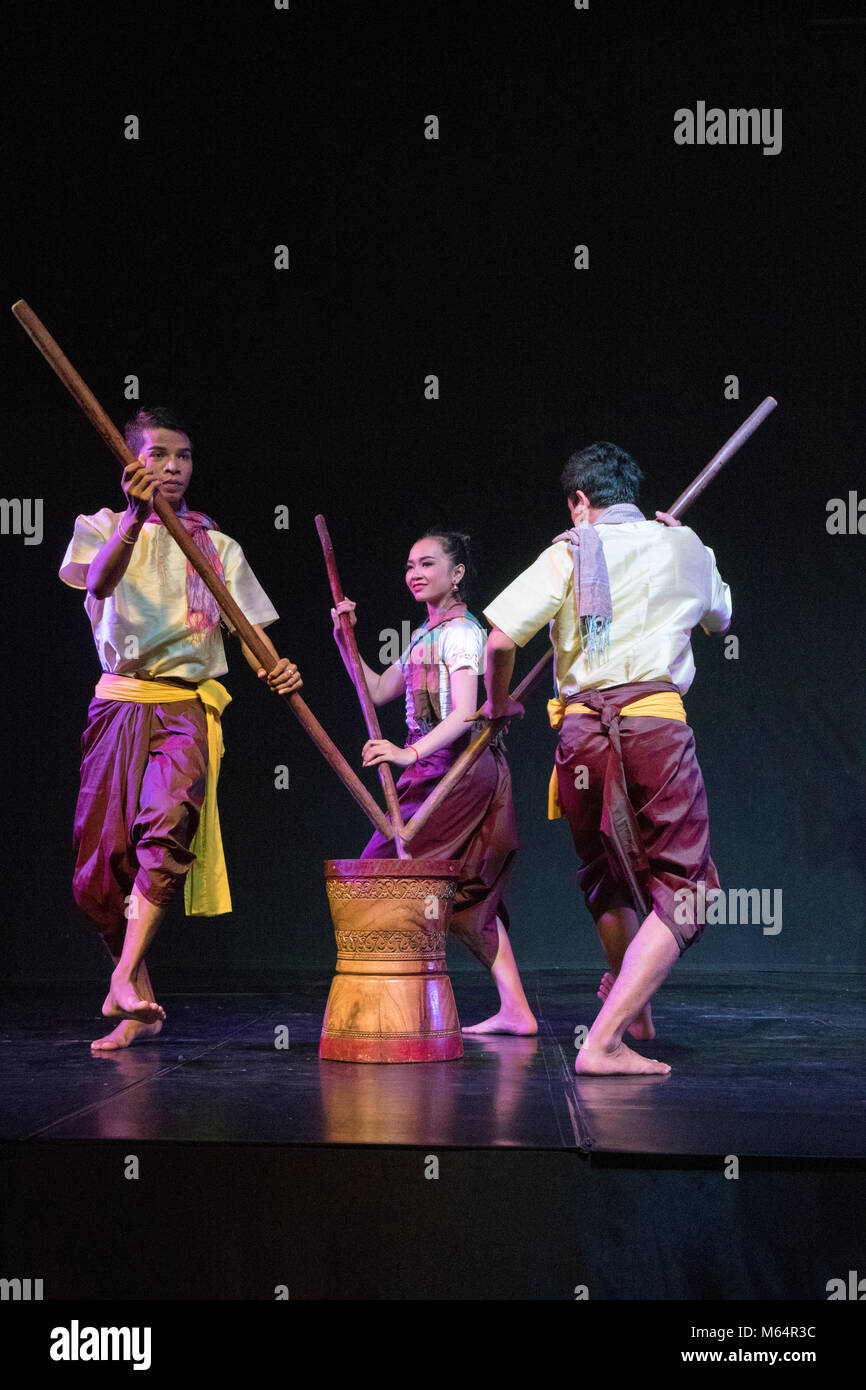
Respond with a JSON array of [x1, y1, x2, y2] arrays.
[[438, 619, 485, 674]]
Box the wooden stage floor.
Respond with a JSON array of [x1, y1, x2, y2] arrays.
[[1, 970, 863, 1304]]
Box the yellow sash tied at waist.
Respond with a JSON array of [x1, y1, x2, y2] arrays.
[[94, 674, 233, 916], [546, 689, 686, 819]]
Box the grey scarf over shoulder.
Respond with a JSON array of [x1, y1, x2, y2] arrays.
[[553, 504, 645, 665]]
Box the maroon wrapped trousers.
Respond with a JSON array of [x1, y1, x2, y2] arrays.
[[361, 735, 518, 967], [554, 681, 719, 953]]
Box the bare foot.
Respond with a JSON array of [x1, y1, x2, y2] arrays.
[[101, 979, 165, 1025], [91, 1017, 164, 1052], [597, 970, 615, 1001], [462, 1007, 538, 1036], [597, 971, 656, 1041], [575, 1038, 670, 1075]]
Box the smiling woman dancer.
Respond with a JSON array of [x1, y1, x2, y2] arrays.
[[331, 529, 536, 1035]]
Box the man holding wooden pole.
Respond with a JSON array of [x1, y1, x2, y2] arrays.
[[60, 406, 302, 1051], [482, 442, 732, 1075]]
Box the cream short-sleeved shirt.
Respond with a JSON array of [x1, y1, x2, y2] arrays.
[[483, 521, 731, 697], [60, 508, 279, 681]]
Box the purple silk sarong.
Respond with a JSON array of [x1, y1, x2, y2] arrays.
[[72, 695, 208, 954], [361, 734, 518, 968]]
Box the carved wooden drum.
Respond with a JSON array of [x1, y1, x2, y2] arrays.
[[319, 858, 464, 1063]]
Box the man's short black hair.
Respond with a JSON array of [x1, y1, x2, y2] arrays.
[[561, 442, 643, 508], [125, 407, 192, 459]]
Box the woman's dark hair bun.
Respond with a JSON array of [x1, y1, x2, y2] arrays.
[[418, 527, 475, 602]]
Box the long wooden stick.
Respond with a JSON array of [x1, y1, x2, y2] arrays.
[[401, 396, 777, 844], [12, 298, 394, 841], [666, 396, 777, 513], [315, 515, 407, 857]]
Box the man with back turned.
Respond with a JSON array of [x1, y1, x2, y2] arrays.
[[482, 442, 731, 1074]]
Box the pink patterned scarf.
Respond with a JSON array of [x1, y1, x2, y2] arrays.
[[149, 509, 225, 634]]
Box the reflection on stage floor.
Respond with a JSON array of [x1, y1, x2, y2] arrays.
[[2, 970, 863, 1157]]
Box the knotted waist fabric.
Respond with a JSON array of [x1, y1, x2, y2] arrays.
[[547, 684, 686, 817], [73, 674, 232, 952], [551, 679, 718, 952]]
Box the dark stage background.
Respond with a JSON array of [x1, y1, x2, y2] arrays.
[[2, 0, 864, 983]]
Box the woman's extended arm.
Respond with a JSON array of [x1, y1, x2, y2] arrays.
[[331, 597, 405, 705], [362, 666, 477, 768]]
